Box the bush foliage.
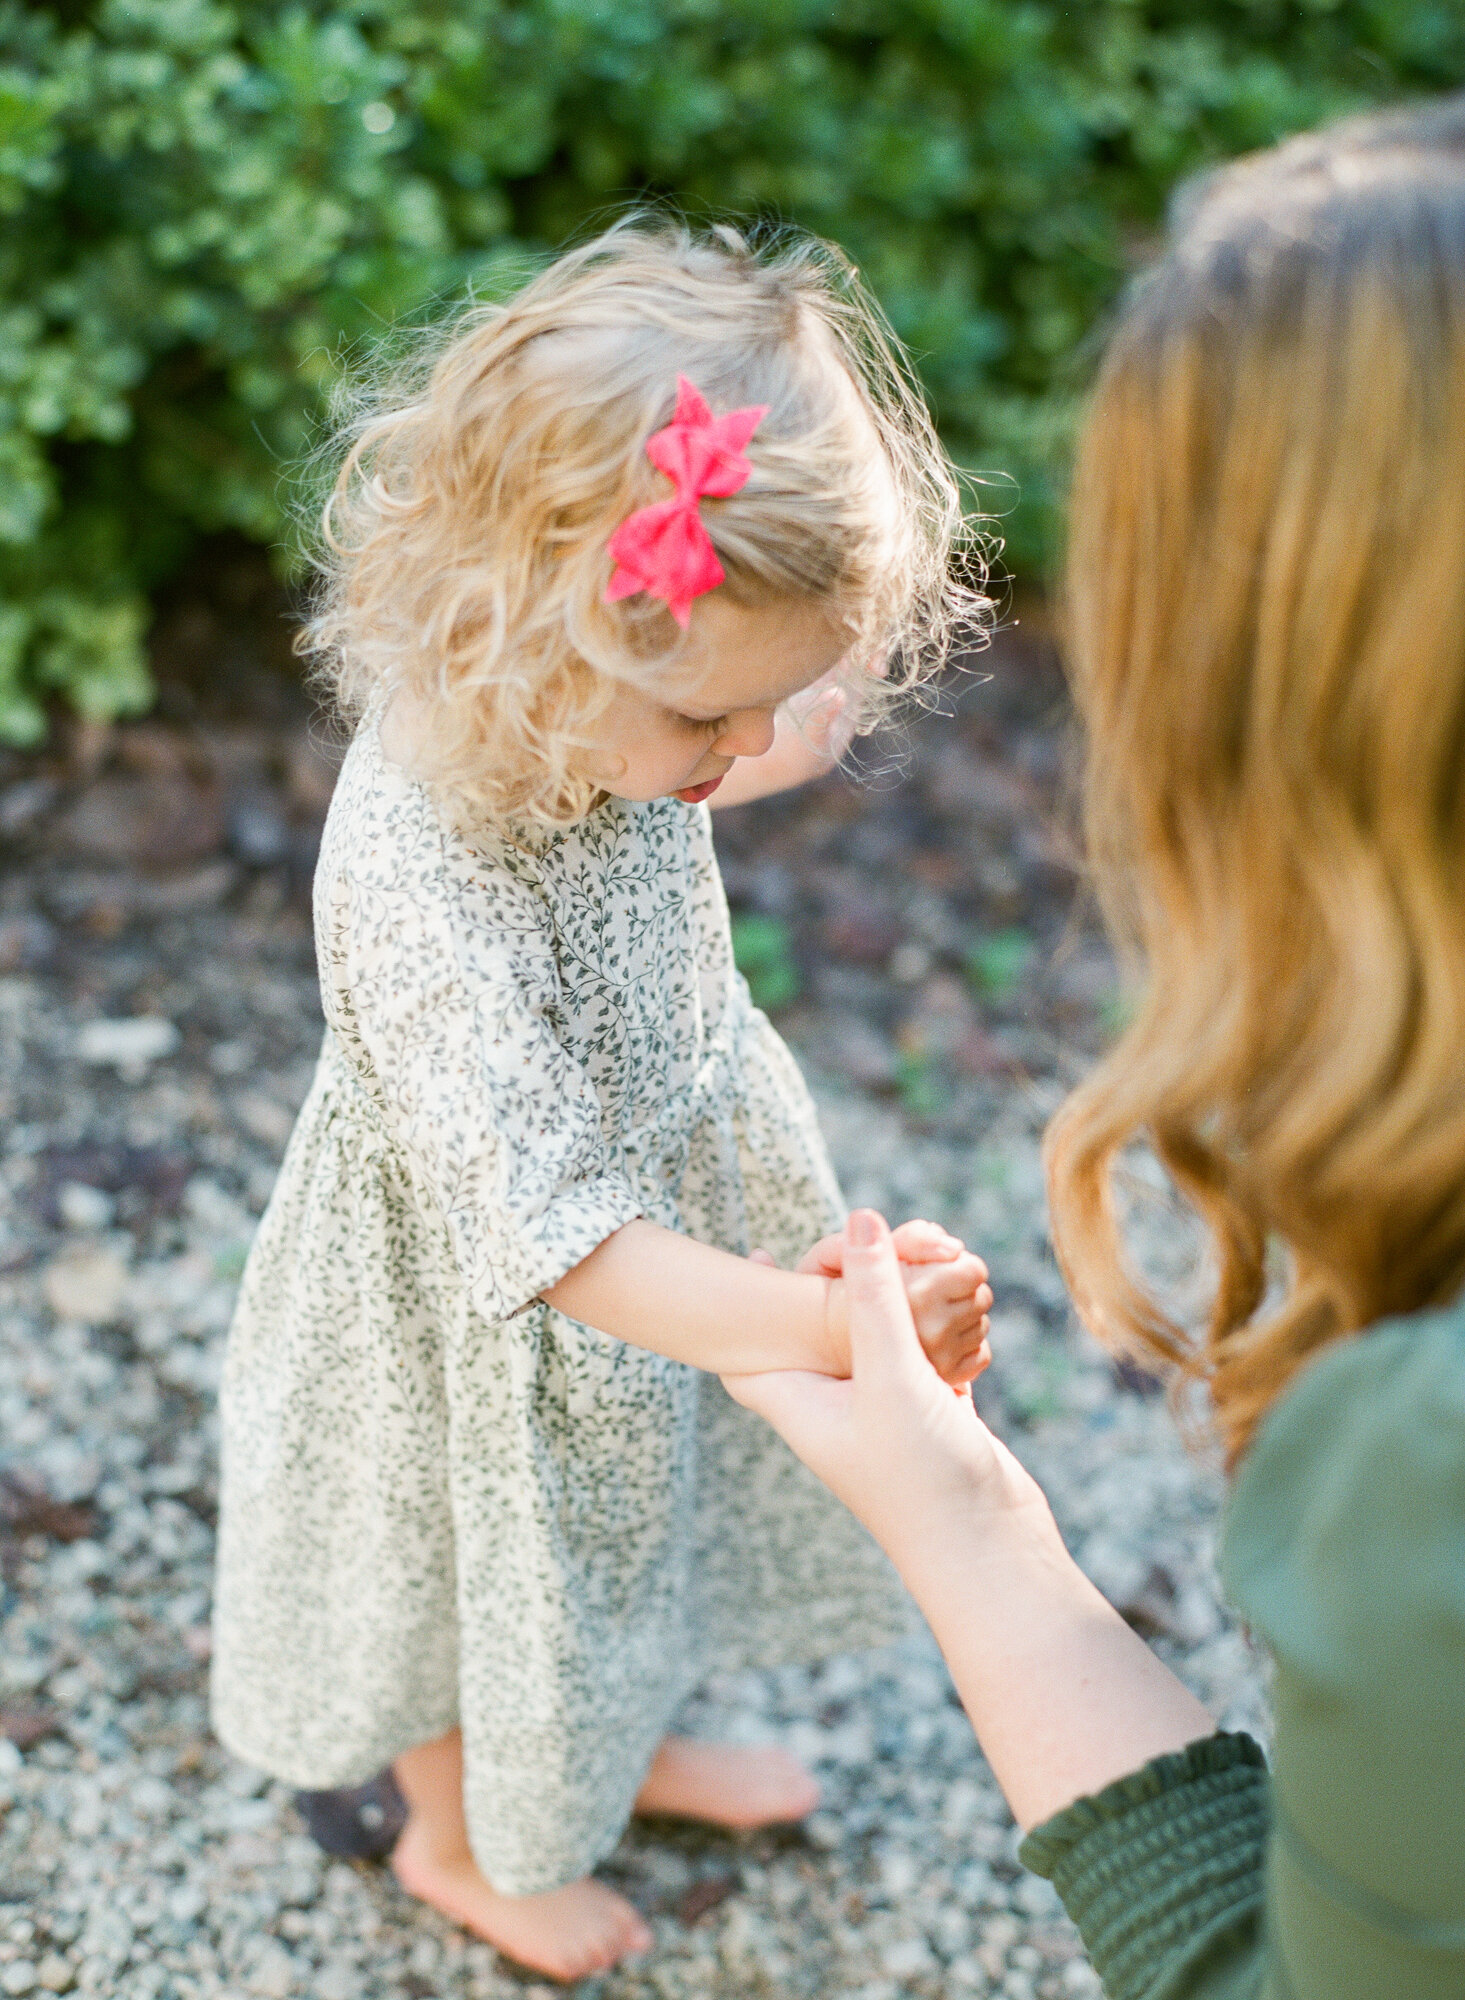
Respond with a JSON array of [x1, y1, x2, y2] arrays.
[[4, 0, 1464, 741]]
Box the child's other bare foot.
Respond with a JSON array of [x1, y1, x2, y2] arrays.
[[391, 1823, 651, 1983], [633, 1736, 821, 1829]]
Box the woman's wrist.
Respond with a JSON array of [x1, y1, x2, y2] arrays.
[[870, 1449, 1065, 1604]]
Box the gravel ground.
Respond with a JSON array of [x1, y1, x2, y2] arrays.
[[0, 641, 1268, 2000]]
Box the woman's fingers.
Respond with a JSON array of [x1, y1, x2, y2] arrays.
[[728, 1214, 1004, 1547], [718, 1360, 861, 1500], [806, 1217, 965, 1276], [841, 1211, 940, 1384]]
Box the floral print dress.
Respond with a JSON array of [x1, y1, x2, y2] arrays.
[[210, 723, 907, 1895]]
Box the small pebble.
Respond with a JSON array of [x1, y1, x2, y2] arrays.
[[41, 1245, 129, 1325], [881, 1936, 938, 1978], [248, 1945, 296, 1998], [74, 1015, 180, 1079], [56, 1184, 115, 1233]]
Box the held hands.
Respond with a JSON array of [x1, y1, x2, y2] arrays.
[[727, 1211, 1045, 1567], [800, 1217, 993, 1388]]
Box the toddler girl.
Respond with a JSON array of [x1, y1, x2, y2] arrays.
[[211, 221, 992, 1982]]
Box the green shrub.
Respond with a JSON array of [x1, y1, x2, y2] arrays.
[[5, 0, 1464, 741]]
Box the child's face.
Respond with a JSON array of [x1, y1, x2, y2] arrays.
[[591, 594, 851, 805]]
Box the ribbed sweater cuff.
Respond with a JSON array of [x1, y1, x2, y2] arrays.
[[1018, 1732, 1268, 2000]]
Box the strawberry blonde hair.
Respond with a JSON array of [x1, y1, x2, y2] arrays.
[[1045, 96, 1465, 1465], [303, 218, 983, 823]]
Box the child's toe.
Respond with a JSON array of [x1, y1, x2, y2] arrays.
[[577, 1891, 651, 1976]]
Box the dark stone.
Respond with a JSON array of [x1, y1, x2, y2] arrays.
[[52, 774, 227, 868], [228, 791, 290, 867], [821, 903, 903, 966], [0, 913, 56, 972], [678, 1874, 739, 1925], [31, 1144, 191, 1229], [0, 1703, 63, 1751], [0, 1472, 99, 1544], [0, 777, 59, 838]]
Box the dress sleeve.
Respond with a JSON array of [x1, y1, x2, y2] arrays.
[[1020, 1306, 1465, 2000], [329, 798, 645, 1323], [1018, 1734, 1267, 2000]]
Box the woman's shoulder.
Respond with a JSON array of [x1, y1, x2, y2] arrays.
[[1221, 1294, 1465, 1678], [1232, 1293, 1465, 1494]]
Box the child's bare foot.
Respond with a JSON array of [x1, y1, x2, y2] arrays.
[[389, 1728, 650, 1982], [391, 1821, 652, 1983], [633, 1736, 821, 1829]]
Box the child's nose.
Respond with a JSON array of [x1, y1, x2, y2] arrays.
[[716, 708, 777, 759]]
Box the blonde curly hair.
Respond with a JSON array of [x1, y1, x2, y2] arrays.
[[302, 217, 984, 824]]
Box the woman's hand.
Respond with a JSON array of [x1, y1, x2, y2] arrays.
[[731, 1210, 1040, 1565], [799, 1216, 994, 1391]]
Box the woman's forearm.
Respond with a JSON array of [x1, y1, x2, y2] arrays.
[[543, 1220, 846, 1375], [889, 1496, 1216, 1832]]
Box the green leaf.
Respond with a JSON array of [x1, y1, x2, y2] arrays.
[[731, 912, 802, 1012], [964, 927, 1034, 1001]]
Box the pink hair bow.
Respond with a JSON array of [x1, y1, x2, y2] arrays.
[[604, 375, 769, 628]]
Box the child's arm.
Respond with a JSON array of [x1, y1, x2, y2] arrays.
[[542, 1218, 991, 1382], [708, 682, 851, 810]]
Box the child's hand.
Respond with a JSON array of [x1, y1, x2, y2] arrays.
[[796, 1216, 963, 1278], [724, 1211, 1039, 1559], [795, 1217, 994, 1389]]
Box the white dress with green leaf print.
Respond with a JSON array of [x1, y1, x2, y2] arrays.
[[210, 720, 907, 1895]]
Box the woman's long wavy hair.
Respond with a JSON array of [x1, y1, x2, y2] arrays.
[[1045, 96, 1465, 1466], [302, 216, 983, 825]]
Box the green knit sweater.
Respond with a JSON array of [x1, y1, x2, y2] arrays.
[[1019, 1301, 1465, 1999]]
